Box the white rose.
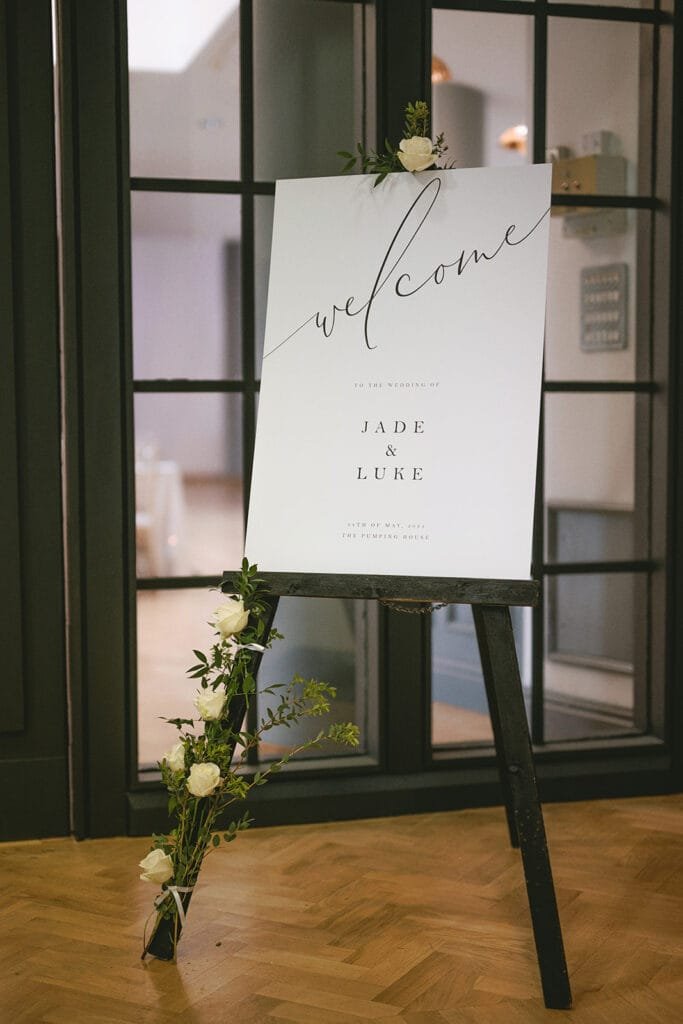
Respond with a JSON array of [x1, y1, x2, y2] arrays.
[[163, 740, 186, 772], [213, 599, 249, 639], [139, 848, 174, 884], [194, 689, 227, 721], [187, 762, 222, 798], [397, 136, 436, 172]]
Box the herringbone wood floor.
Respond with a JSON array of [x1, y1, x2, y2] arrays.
[[1, 795, 682, 1023]]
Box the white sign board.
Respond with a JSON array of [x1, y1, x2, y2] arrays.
[[246, 165, 551, 580]]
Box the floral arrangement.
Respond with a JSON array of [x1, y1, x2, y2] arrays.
[[338, 100, 453, 187], [140, 560, 359, 960]]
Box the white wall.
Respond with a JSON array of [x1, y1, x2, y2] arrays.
[[547, 24, 640, 711], [433, 10, 642, 714], [129, 0, 358, 475], [547, 19, 640, 186], [432, 10, 533, 170], [545, 22, 640, 711], [252, 0, 356, 180], [132, 192, 242, 477], [129, 5, 241, 180]]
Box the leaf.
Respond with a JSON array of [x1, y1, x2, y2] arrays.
[[212, 834, 220, 847], [337, 149, 353, 159], [193, 650, 208, 664]]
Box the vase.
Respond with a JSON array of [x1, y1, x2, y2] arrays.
[[143, 888, 194, 961]]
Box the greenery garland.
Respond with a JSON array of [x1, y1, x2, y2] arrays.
[[338, 100, 453, 186], [140, 560, 359, 958]]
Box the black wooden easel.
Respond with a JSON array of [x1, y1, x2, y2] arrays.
[[222, 570, 572, 1010]]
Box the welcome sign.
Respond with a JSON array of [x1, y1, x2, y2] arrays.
[[245, 165, 551, 580]]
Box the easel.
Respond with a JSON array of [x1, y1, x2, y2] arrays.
[[223, 569, 572, 1010]]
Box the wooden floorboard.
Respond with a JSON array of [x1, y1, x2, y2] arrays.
[[1, 795, 682, 1022]]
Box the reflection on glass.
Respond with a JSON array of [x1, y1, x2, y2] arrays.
[[134, 393, 243, 577], [544, 394, 637, 559], [256, 598, 371, 759], [138, 592, 373, 769], [131, 192, 242, 380], [431, 605, 530, 747], [128, 0, 240, 179], [545, 210, 644, 381], [432, 11, 533, 170], [254, 0, 361, 180], [255, 196, 274, 377], [547, 506, 634, 564], [137, 588, 230, 767], [544, 574, 637, 741], [548, 20, 645, 196]]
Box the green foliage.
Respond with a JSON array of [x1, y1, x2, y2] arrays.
[[144, 560, 360, 947], [337, 139, 400, 188], [339, 100, 453, 186], [404, 100, 429, 139]]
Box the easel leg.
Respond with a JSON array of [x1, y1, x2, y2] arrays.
[[473, 604, 572, 1010], [230, 594, 280, 737], [477, 627, 519, 849]]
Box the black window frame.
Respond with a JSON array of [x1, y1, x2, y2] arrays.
[[57, 0, 683, 840]]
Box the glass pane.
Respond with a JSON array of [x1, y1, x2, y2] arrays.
[[544, 574, 638, 741], [253, 0, 363, 180], [132, 192, 242, 380], [254, 195, 274, 378], [257, 598, 374, 760], [544, 393, 644, 562], [547, 507, 634, 563], [432, 11, 533, 171], [138, 591, 374, 769], [545, 211, 648, 382], [134, 393, 243, 577], [548, 20, 646, 196], [431, 606, 530, 748], [128, 0, 240, 179], [138, 587, 230, 767]]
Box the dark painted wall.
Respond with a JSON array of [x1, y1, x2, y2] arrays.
[[0, 1, 69, 840]]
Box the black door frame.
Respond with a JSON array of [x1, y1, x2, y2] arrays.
[[56, 0, 683, 840], [0, 0, 69, 841]]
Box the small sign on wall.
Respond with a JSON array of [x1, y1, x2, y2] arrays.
[[580, 263, 628, 352], [246, 165, 552, 580]]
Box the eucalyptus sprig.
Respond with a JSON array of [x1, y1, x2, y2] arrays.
[[140, 558, 360, 958], [338, 100, 453, 187]]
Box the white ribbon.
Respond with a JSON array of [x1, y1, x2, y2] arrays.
[[232, 642, 266, 654], [155, 884, 194, 928]]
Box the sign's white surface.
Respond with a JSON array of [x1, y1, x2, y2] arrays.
[[245, 165, 551, 579]]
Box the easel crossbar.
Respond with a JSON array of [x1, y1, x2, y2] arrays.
[[217, 568, 570, 1007], [220, 571, 539, 607]]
